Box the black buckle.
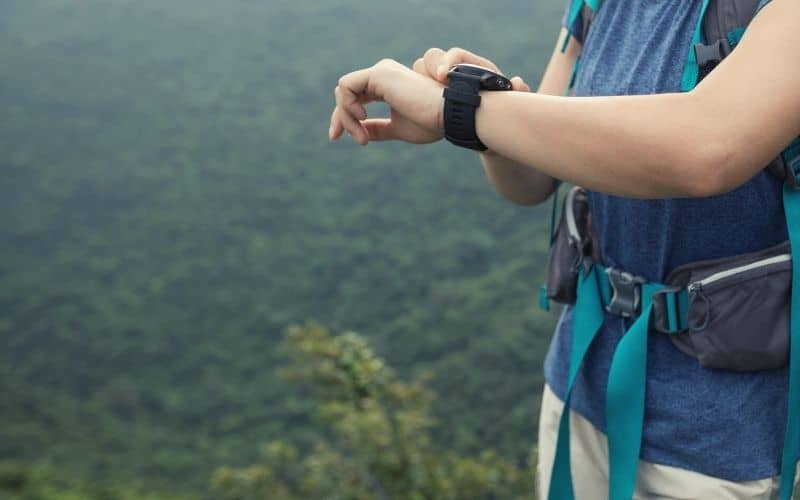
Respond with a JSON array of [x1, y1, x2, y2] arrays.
[[605, 268, 646, 318], [694, 39, 731, 68]]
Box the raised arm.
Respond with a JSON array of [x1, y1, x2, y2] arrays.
[[474, 0, 800, 198], [330, 0, 800, 199]]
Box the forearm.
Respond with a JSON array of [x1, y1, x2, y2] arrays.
[[476, 90, 732, 199], [478, 29, 578, 205], [331, 0, 800, 193], [478, 150, 556, 205]]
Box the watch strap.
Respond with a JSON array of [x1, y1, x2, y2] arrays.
[[443, 84, 487, 151]]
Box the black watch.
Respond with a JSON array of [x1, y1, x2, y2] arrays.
[[443, 64, 513, 151]]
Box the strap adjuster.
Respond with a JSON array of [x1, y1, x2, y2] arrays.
[[605, 268, 646, 318], [651, 286, 689, 334], [694, 39, 731, 68]]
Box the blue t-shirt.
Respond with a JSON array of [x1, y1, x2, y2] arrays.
[[543, 0, 788, 481]]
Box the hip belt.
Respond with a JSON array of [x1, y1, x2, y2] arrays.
[[541, 186, 800, 500]]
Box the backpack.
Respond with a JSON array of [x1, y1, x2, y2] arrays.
[[543, 1, 800, 499]]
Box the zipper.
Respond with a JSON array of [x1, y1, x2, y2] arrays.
[[687, 253, 791, 292]]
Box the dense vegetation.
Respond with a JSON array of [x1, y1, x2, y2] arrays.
[[212, 324, 537, 500], [0, 0, 565, 497]]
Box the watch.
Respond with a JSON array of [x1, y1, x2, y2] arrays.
[[443, 64, 513, 151]]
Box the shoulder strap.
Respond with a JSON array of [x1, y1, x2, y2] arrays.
[[687, 3, 800, 498], [693, 0, 761, 77], [688, 0, 799, 184], [562, 0, 604, 51]]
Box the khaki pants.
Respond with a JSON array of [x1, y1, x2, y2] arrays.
[[537, 384, 795, 500]]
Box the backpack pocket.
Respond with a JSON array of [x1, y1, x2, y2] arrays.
[[663, 241, 791, 371], [545, 187, 596, 304]]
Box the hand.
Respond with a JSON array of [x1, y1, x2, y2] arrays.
[[411, 47, 531, 92], [329, 59, 445, 146]]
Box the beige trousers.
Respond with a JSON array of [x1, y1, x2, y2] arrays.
[[536, 384, 795, 500]]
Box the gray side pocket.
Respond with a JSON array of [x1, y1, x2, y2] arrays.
[[545, 188, 595, 305], [665, 241, 791, 371]]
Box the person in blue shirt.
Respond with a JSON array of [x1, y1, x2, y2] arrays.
[[329, 0, 800, 497]]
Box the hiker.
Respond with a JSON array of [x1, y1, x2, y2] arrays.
[[329, 0, 800, 497]]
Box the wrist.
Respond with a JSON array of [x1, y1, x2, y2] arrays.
[[474, 90, 507, 154], [442, 64, 511, 151]]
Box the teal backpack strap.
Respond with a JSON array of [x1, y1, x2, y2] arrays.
[[540, 0, 595, 312], [604, 281, 663, 499], [683, 0, 760, 89], [679, 0, 712, 91], [547, 265, 605, 500], [562, 0, 586, 51], [547, 265, 675, 500], [561, 0, 604, 52], [539, 180, 563, 312], [779, 144, 800, 499]]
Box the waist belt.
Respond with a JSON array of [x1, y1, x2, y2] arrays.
[[548, 181, 800, 500], [548, 264, 679, 500]]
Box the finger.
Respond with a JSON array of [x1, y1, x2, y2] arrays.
[[422, 47, 446, 81], [510, 76, 531, 92], [349, 101, 367, 121], [337, 67, 376, 104], [438, 47, 498, 80], [333, 87, 367, 145], [334, 83, 368, 144], [412, 57, 426, 75], [329, 108, 345, 140], [362, 118, 397, 141]]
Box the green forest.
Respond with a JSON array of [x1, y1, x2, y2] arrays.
[[0, 0, 568, 498]]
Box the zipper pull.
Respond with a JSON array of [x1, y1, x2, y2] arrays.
[[687, 281, 711, 331]]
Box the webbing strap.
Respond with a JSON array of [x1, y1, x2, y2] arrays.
[[779, 184, 800, 499], [540, 182, 564, 312], [605, 283, 661, 500], [561, 0, 604, 52], [562, 0, 585, 52], [548, 267, 670, 499], [727, 27, 746, 46], [566, 58, 582, 96], [680, 0, 711, 91], [548, 266, 605, 500]]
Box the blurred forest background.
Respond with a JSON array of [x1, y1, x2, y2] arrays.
[[0, 0, 566, 498]]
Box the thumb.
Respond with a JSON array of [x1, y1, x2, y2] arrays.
[[362, 118, 397, 141], [510, 76, 530, 92]]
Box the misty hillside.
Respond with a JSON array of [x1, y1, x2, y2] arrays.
[[0, 0, 565, 496]]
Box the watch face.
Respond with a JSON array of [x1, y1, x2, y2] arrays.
[[448, 63, 512, 91], [450, 63, 496, 74]]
